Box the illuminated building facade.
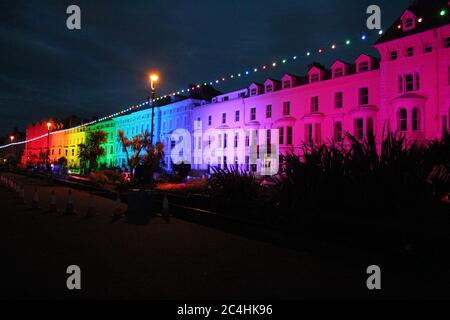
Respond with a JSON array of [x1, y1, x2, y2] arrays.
[[19, 0, 450, 174]]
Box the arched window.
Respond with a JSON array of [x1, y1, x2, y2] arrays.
[[412, 108, 420, 131], [399, 108, 408, 131]]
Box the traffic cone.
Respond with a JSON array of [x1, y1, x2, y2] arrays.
[[64, 190, 75, 216], [31, 188, 40, 210], [112, 194, 123, 218], [47, 190, 58, 213], [86, 194, 96, 218], [162, 194, 171, 223]]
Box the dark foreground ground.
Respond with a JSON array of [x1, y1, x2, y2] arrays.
[[0, 173, 447, 300]]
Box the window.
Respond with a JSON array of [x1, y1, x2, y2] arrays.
[[443, 116, 448, 134], [399, 109, 408, 131], [359, 87, 369, 105], [287, 127, 293, 145], [424, 45, 433, 53], [266, 130, 272, 154], [412, 108, 419, 131], [223, 134, 228, 149], [235, 110, 240, 122], [310, 73, 320, 82], [358, 61, 369, 72], [333, 68, 343, 78], [234, 133, 239, 148], [283, 80, 291, 89], [266, 105, 272, 118], [391, 51, 398, 61], [334, 121, 343, 142], [354, 118, 364, 140], [266, 84, 273, 93], [314, 123, 322, 144], [283, 102, 291, 116], [305, 124, 313, 144], [311, 96, 319, 113], [279, 127, 285, 145], [71, 149, 75, 157], [405, 18, 414, 29], [407, 47, 414, 57], [448, 66, 450, 85], [250, 108, 256, 121], [367, 118, 374, 137], [335, 92, 343, 109], [405, 74, 414, 92], [445, 37, 450, 48], [218, 134, 222, 148], [222, 96, 229, 102], [222, 113, 227, 124], [250, 88, 258, 96], [208, 116, 212, 126], [245, 134, 250, 147], [238, 92, 246, 98]]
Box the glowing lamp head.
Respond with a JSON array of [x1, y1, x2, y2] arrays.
[[10, 135, 14, 141], [149, 73, 159, 90], [149, 74, 159, 82], [46, 122, 52, 129]]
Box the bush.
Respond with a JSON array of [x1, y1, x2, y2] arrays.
[[272, 132, 446, 219], [209, 166, 261, 201]]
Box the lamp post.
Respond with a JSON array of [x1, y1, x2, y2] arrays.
[[9, 135, 15, 160], [148, 73, 159, 145], [46, 122, 51, 169]]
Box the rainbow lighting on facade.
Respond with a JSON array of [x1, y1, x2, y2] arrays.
[[11, 2, 450, 174]]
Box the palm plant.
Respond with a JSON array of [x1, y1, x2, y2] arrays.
[[78, 130, 107, 174], [118, 130, 150, 182]]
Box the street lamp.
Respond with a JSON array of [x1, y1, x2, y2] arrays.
[[148, 73, 159, 145], [9, 136, 15, 160], [46, 122, 51, 169]]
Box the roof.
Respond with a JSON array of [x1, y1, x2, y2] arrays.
[[375, 0, 449, 45]]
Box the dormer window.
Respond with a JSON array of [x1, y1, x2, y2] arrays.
[[250, 88, 257, 96], [358, 61, 369, 72], [310, 73, 320, 83], [283, 80, 291, 89], [266, 84, 273, 93], [222, 96, 229, 102], [401, 11, 416, 32], [333, 68, 343, 78]]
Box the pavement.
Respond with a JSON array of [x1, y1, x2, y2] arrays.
[[0, 173, 444, 300]]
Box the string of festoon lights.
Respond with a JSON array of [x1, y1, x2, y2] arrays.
[[2, 9, 444, 150], [0, 30, 386, 150]]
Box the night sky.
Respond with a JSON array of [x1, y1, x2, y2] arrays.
[[0, 0, 412, 136]]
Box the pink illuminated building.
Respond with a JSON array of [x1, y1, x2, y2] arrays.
[[191, 0, 450, 171]]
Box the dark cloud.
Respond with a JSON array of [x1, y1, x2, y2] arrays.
[[0, 0, 412, 135]]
